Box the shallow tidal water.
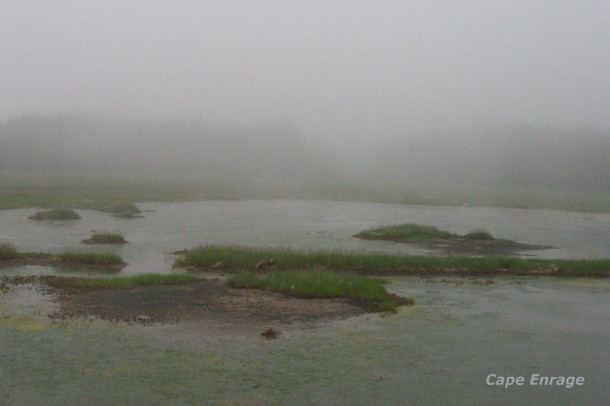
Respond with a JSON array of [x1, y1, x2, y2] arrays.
[[0, 200, 609, 404], [0, 200, 608, 278], [1, 277, 608, 405]]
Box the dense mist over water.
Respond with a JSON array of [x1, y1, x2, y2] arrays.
[[1, 2, 609, 204], [1, 115, 608, 201]]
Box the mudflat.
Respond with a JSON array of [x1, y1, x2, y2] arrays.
[[6, 276, 365, 330]]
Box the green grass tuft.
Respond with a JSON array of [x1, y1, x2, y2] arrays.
[[0, 247, 124, 267], [28, 208, 80, 221], [174, 246, 610, 276], [0, 244, 22, 260], [464, 229, 494, 240], [95, 202, 141, 216], [228, 270, 413, 311], [354, 223, 456, 242], [375, 300, 399, 312]]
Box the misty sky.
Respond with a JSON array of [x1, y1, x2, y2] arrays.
[[2, 1, 609, 147]]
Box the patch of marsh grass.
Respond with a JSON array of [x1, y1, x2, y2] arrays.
[[229, 270, 413, 311], [0, 247, 124, 267], [93, 202, 142, 218], [174, 246, 610, 276], [464, 229, 494, 240], [28, 208, 80, 221], [0, 244, 22, 260], [354, 223, 456, 242]]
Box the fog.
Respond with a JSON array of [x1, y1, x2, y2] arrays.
[[1, 2, 609, 202]]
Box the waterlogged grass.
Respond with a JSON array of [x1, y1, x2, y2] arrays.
[[229, 270, 413, 311], [48, 273, 198, 290], [0, 244, 22, 260], [229, 271, 388, 300], [94, 202, 141, 217], [0, 248, 125, 269], [82, 233, 127, 244], [355, 223, 497, 242], [464, 229, 494, 240], [354, 223, 456, 242], [28, 208, 80, 221], [175, 246, 610, 276]]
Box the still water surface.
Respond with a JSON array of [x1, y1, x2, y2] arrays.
[[0, 200, 608, 404], [0, 200, 608, 277]]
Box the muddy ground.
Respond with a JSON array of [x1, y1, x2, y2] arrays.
[[416, 238, 552, 256], [354, 234, 551, 256], [3, 276, 365, 332]]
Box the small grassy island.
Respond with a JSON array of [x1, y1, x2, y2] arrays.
[[354, 223, 501, 243], [229, 271, 413, 312], [24, 272, 407, 326], [0, 245, 125, 269], [42, 271, 410, 313], [28, 208, 80, 221], [355, 224, 456, 242], [82, 233, 127, 245], [174, 246, 610, 277], [354, 223, 550, 256], [95, 202, 142, 218]]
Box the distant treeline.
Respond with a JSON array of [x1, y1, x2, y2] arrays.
[[0, 114, 608, 199], [0, 114, 336, 183]]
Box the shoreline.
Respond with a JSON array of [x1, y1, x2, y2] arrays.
[[0, 254, 125, 270]]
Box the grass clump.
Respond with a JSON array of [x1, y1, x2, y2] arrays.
[[464, 229, 494, 240], [229, 270, 413, 311], [50, 273, 198, 290], [82, 233, 127, 245], [354, 223, 456, 243], [28, 208, 80, 221], [174, 246, 610, 277], [375, 299, 403, 312], [0, 244, 22, 260], [0, 248, 125, 269], [355, 223, 495, 242], [95, 202, 141, 217]]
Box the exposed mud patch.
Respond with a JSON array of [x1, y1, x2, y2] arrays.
[[417, 237, 552, 256], [14, 277, 366, 329]]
